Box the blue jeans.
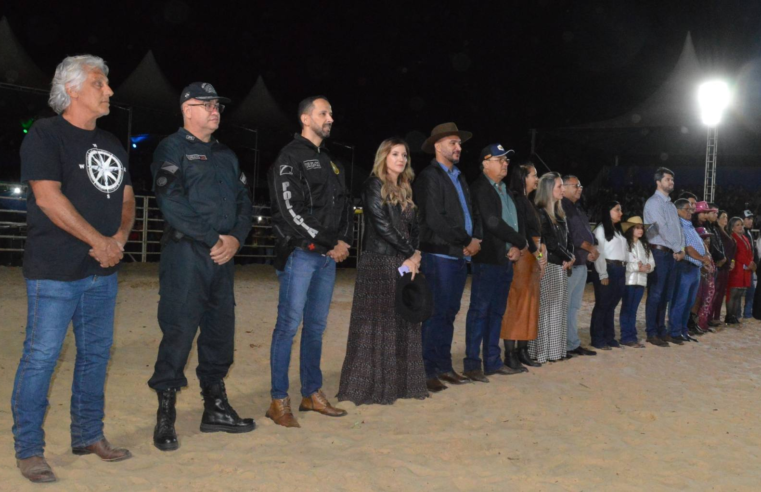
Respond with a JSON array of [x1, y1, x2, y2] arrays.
[[744, 273, 756, 318], [669, 262, 701, 337], [11, 274, 118, 460], [590, 264, 625, 347], [270, 249, 336, 399], [620, 286, 645, 343], [566, 265, 588, 350], [421, 254, 468, 379], [646, 249, 677, 338], [464, 262, 513, 373]]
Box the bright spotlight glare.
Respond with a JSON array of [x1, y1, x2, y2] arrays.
[[698, 80, 731, 127], [13, 187, 22, 195]]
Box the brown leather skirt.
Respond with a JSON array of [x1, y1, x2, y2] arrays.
[[501, 243, 541, 341]]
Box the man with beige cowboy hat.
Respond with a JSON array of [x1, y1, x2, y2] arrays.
[[413, 122, 483, 392], [619, 216, 655, 348]]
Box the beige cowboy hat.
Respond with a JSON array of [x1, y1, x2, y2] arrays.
[[421, 122, 473, 154], [621, 216, 651, 234]]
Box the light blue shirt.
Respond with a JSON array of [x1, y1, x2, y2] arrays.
[[681, 217, 705, 267], [644, 190, 684, 252], [487, 176, 518, 249], [433, 162, 473, 261]]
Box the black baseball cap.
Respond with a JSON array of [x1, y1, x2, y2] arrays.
[[480, 143, 515, 161], [179, 82, 231, 106]]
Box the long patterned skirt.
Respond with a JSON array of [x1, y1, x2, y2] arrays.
[[529, 263, 569, 363], [337, 252, 429, 405]]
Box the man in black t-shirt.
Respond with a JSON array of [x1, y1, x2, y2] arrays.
[[11, 55, 135, 484], [147, 82, 255, 451]]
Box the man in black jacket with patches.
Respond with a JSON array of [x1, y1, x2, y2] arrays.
[[414, 122, 482, 392], [266, 96, 353, 428], [463, 144, 528, 382]]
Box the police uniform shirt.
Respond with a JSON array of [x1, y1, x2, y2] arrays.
[[151, 128, 252, 248], [20, 115, 131, 281]]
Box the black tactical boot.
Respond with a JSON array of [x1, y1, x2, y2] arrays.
[[200, 381, 255, 434], [154, 389, 179, 451]]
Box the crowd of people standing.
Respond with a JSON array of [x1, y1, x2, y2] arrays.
[[10, 54, 760, 484]]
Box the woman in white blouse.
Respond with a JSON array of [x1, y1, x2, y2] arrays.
[[619, 217, 655, 347], [590, 201, 626, 349]]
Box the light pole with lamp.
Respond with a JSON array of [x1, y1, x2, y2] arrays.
[[698, 80, 731, 203]]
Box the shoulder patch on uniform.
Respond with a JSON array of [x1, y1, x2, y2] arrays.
[[280, 165, 293, 176], [157, 176, 168, 187], [304, 159, 321, 171], [161, 162, 180, 174]]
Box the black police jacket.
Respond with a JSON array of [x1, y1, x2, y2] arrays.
[[151, 128, 252, 248], [413, 160, 482, 258], [268, 134, 353, 266], [469, 173, 527, 265], [539, 208, 575, 265], [361, 177, 418, 258]]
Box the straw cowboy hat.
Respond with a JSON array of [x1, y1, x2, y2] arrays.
[[621, 216, 651, 234], [421, 122, 473, 154]]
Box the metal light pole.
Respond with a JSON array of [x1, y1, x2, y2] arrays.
[[698, 80, 731, 203]]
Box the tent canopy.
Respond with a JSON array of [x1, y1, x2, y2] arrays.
[[228, 76, 292, 130], [0, 17, 48, 89], [113, 51, 178, 112]]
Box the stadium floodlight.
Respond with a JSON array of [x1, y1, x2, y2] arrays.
[[698, 80, 731, 127]]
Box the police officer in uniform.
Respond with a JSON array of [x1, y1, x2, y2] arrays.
[[148, 82, 254, 451]]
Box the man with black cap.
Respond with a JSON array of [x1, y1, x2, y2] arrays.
[[742, 210, 758, 319], [463, 144, 526, 382], [414, 122, 482, 392], [148, 82, 255, 451]]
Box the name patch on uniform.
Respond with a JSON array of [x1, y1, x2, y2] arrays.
[[280, 165, 293, 176], [185, 134, 195, 141], [186, 154, 208, 161], [304, 159, 321, 171]]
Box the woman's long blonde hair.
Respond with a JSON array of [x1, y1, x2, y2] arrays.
[[371, 137, 415, 210], [534, 172, 565, 224]]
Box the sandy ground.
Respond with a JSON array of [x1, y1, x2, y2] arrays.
[[1, 263, 760, 491]]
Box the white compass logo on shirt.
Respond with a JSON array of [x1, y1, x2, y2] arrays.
[[83, 145, 124, 199]]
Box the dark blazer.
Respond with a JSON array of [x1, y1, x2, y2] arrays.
[[413, 160, 483, 258], [361, 177, 418, 258], [539, 208, 574, 265], [469, 173, 527, 265]]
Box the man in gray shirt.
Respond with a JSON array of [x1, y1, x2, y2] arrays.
[[644, 167, 685, 347]]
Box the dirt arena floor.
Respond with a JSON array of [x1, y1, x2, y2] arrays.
[[1, 263, 760, 491]]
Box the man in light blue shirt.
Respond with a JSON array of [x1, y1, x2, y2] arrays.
[[643, 167, 685, 347]]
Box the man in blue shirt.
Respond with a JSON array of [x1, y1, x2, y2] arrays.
[[414, 123, 482, 392], [668, 199, 714, 343]]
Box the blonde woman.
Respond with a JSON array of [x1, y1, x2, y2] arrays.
[[337, 138, 427, 405], [529, 172, 575, 363]]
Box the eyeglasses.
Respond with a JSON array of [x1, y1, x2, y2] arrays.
[[488, 157, 509, 164], [186, 102, 225, 113], [563, 183, 583, 189]]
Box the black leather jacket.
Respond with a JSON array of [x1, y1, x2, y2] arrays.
[[361, 177, 418, 258], [539, 208, 574, 265], [413, 160, 482, 258]]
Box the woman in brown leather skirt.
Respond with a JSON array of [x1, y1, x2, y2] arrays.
[[501, 164, 547, 371]]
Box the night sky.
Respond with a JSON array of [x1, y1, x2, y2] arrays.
[[2, 0, 761, 189]]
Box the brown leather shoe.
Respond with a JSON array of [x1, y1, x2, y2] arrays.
[[426, 378, 448, 392], [266, 397, 300, 428], [17, 456, 56, 483], [72, 438, 132, 462], [462, 370, 489, 383], [299, 390, 347, 417], [438, 370, 471, 385]]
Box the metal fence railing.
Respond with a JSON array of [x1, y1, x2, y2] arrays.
[[0, 183, 364, 264]]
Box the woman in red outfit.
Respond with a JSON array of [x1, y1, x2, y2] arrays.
[[727, 217, 752, 324]]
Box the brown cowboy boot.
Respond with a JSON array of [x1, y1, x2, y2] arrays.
[[72, 438, 132, 462], [299, 390, 348, 417], [266, 397, 300, 428], [17, 456, 56, 483]]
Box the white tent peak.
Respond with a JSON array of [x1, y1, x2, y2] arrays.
[[0, 16, 49, 89], [229, 75, 292, 129], [114, 50, 178, 111], [572, 32, 704, 129]]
